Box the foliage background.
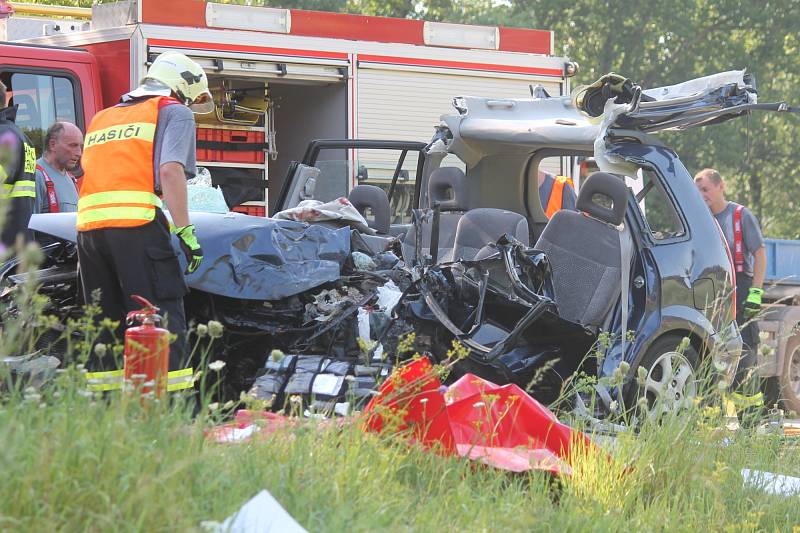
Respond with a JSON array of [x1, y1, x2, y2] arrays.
[[16, 0, 800, 237]]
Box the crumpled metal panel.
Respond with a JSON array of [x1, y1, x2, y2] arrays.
[[29, 212, 351, 301]]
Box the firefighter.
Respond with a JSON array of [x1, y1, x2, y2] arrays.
[[539, 170, 577, 218], [78, 52, 212, 393], [0, 79, 37, 253], [33, 121, 82, 214], [694, 168, 766, 396]]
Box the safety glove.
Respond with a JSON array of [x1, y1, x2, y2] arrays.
[[743, 287, 764, 320], [574, 73, 633, 117], [173, 224, 203, 274]]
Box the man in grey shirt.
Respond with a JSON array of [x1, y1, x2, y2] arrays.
[[34, 122, 82, 214], [695, 168, 766, 393]]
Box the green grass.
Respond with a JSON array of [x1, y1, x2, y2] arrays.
[[1, 370, 799, 532], [1, 253, 798, 532]]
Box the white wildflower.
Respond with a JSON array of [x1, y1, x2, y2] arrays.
[[93, 343, 107, 358], [208, 360, 226, 372], [208, 320, 224, 339]]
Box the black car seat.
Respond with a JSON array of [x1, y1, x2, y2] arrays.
[[452, 208, 529, 261], [348, 184, 390, 234], [402, 167, 468, 264], [534, 172, 629, 329]]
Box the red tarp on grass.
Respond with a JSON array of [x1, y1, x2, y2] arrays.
[[363, 357, 596, 475]]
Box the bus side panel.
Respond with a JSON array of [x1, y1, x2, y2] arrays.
[[83, 39, 131, 110]]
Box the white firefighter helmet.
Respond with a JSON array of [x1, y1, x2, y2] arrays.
[[142, 52, 214, 114]]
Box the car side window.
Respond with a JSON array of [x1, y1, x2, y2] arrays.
[[1, 71, 78, 157], [634, 169, 686, 240]]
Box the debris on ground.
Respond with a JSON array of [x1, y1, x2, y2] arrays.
[[206, 410, 348, 444], [741, 469, 800, 497], [1, 351, 60, 390], [363, 358, 601, 475], [202, 489, 307, 533]]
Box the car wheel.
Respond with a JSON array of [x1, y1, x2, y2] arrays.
[[633, 335, 699, 421], [779, 335, 800, 415]]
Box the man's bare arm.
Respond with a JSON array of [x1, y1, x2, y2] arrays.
[[752, 246, 767, 290], [160, 161, 189, 228]]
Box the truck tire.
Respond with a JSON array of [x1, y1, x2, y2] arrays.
[[630, 335, 699, 421], [780, 335, 800, 415]]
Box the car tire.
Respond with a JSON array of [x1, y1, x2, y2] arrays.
[[631, 335, 699, 421], [779, 334, 800, 415]]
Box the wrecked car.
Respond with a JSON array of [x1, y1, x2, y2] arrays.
[[4, 70, 795, 418]]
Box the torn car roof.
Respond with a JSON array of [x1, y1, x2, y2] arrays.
[[438, 70, 758, 165]]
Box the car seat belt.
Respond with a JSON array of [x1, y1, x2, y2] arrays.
[[619, 224, 632, 359]]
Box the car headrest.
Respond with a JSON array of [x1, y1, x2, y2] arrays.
[[428, 167, 467, 211], [576, 172, 628, 226], [348, 184, 390, 234]]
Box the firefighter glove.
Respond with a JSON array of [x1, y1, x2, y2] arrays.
[[174, 224, 203, 274], [744, 287, 763, 320]]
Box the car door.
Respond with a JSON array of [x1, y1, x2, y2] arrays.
[[273, 139, 427, 235]]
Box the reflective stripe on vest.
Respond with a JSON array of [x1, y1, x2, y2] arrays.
[[78, 97, 165, 231], [77, 190, 163, 226], [86, 367, 193, 392], [36, 163, 77, 213], [545, 175, 574, 218], [86, 369, 124, 392], [733, 204, 745, 273], [2, 179, 36, 199], [167, 368, 194, 392]]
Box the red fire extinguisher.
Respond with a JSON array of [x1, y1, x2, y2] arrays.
[[124, 295, 169, 398]]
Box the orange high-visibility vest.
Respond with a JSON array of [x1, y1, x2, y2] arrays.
[[77, 97, 174, 231], [544, 175, 574, 218]]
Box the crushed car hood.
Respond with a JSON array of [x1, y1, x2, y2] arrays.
[[29, 212, 351, 301]]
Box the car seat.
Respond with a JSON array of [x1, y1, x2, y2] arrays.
[[452, 208, 529, 261], [348, 184, 390, 234], [401, 167, 468, 264], [534, 172, 629, 329]]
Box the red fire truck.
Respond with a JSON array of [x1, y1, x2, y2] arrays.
[[1, 0, 573, 217]]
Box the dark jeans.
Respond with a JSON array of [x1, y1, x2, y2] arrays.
[[733, 272, 760, 390], [77, 209, 189, 371]]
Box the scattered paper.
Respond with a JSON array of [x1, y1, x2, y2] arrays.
[[208, 489, 307, 533]]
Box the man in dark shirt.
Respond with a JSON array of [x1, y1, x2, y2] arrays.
[[0, 79, 37, 254]]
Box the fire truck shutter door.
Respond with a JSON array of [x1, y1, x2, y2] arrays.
[[357, 65, 561, 141], [147, 47, 347, 85], [356, 63, 563, 172]]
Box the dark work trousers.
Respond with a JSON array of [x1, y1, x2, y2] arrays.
[[1, 196, 35, 249], [733, 272, 760, 389], [77, 209, 189, 372]]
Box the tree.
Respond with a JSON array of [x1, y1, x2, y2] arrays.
[[15, 0, 800, 235]]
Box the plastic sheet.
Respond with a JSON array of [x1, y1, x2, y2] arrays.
[[363, 358, 597, 475], [185, 213, 352, 300]]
